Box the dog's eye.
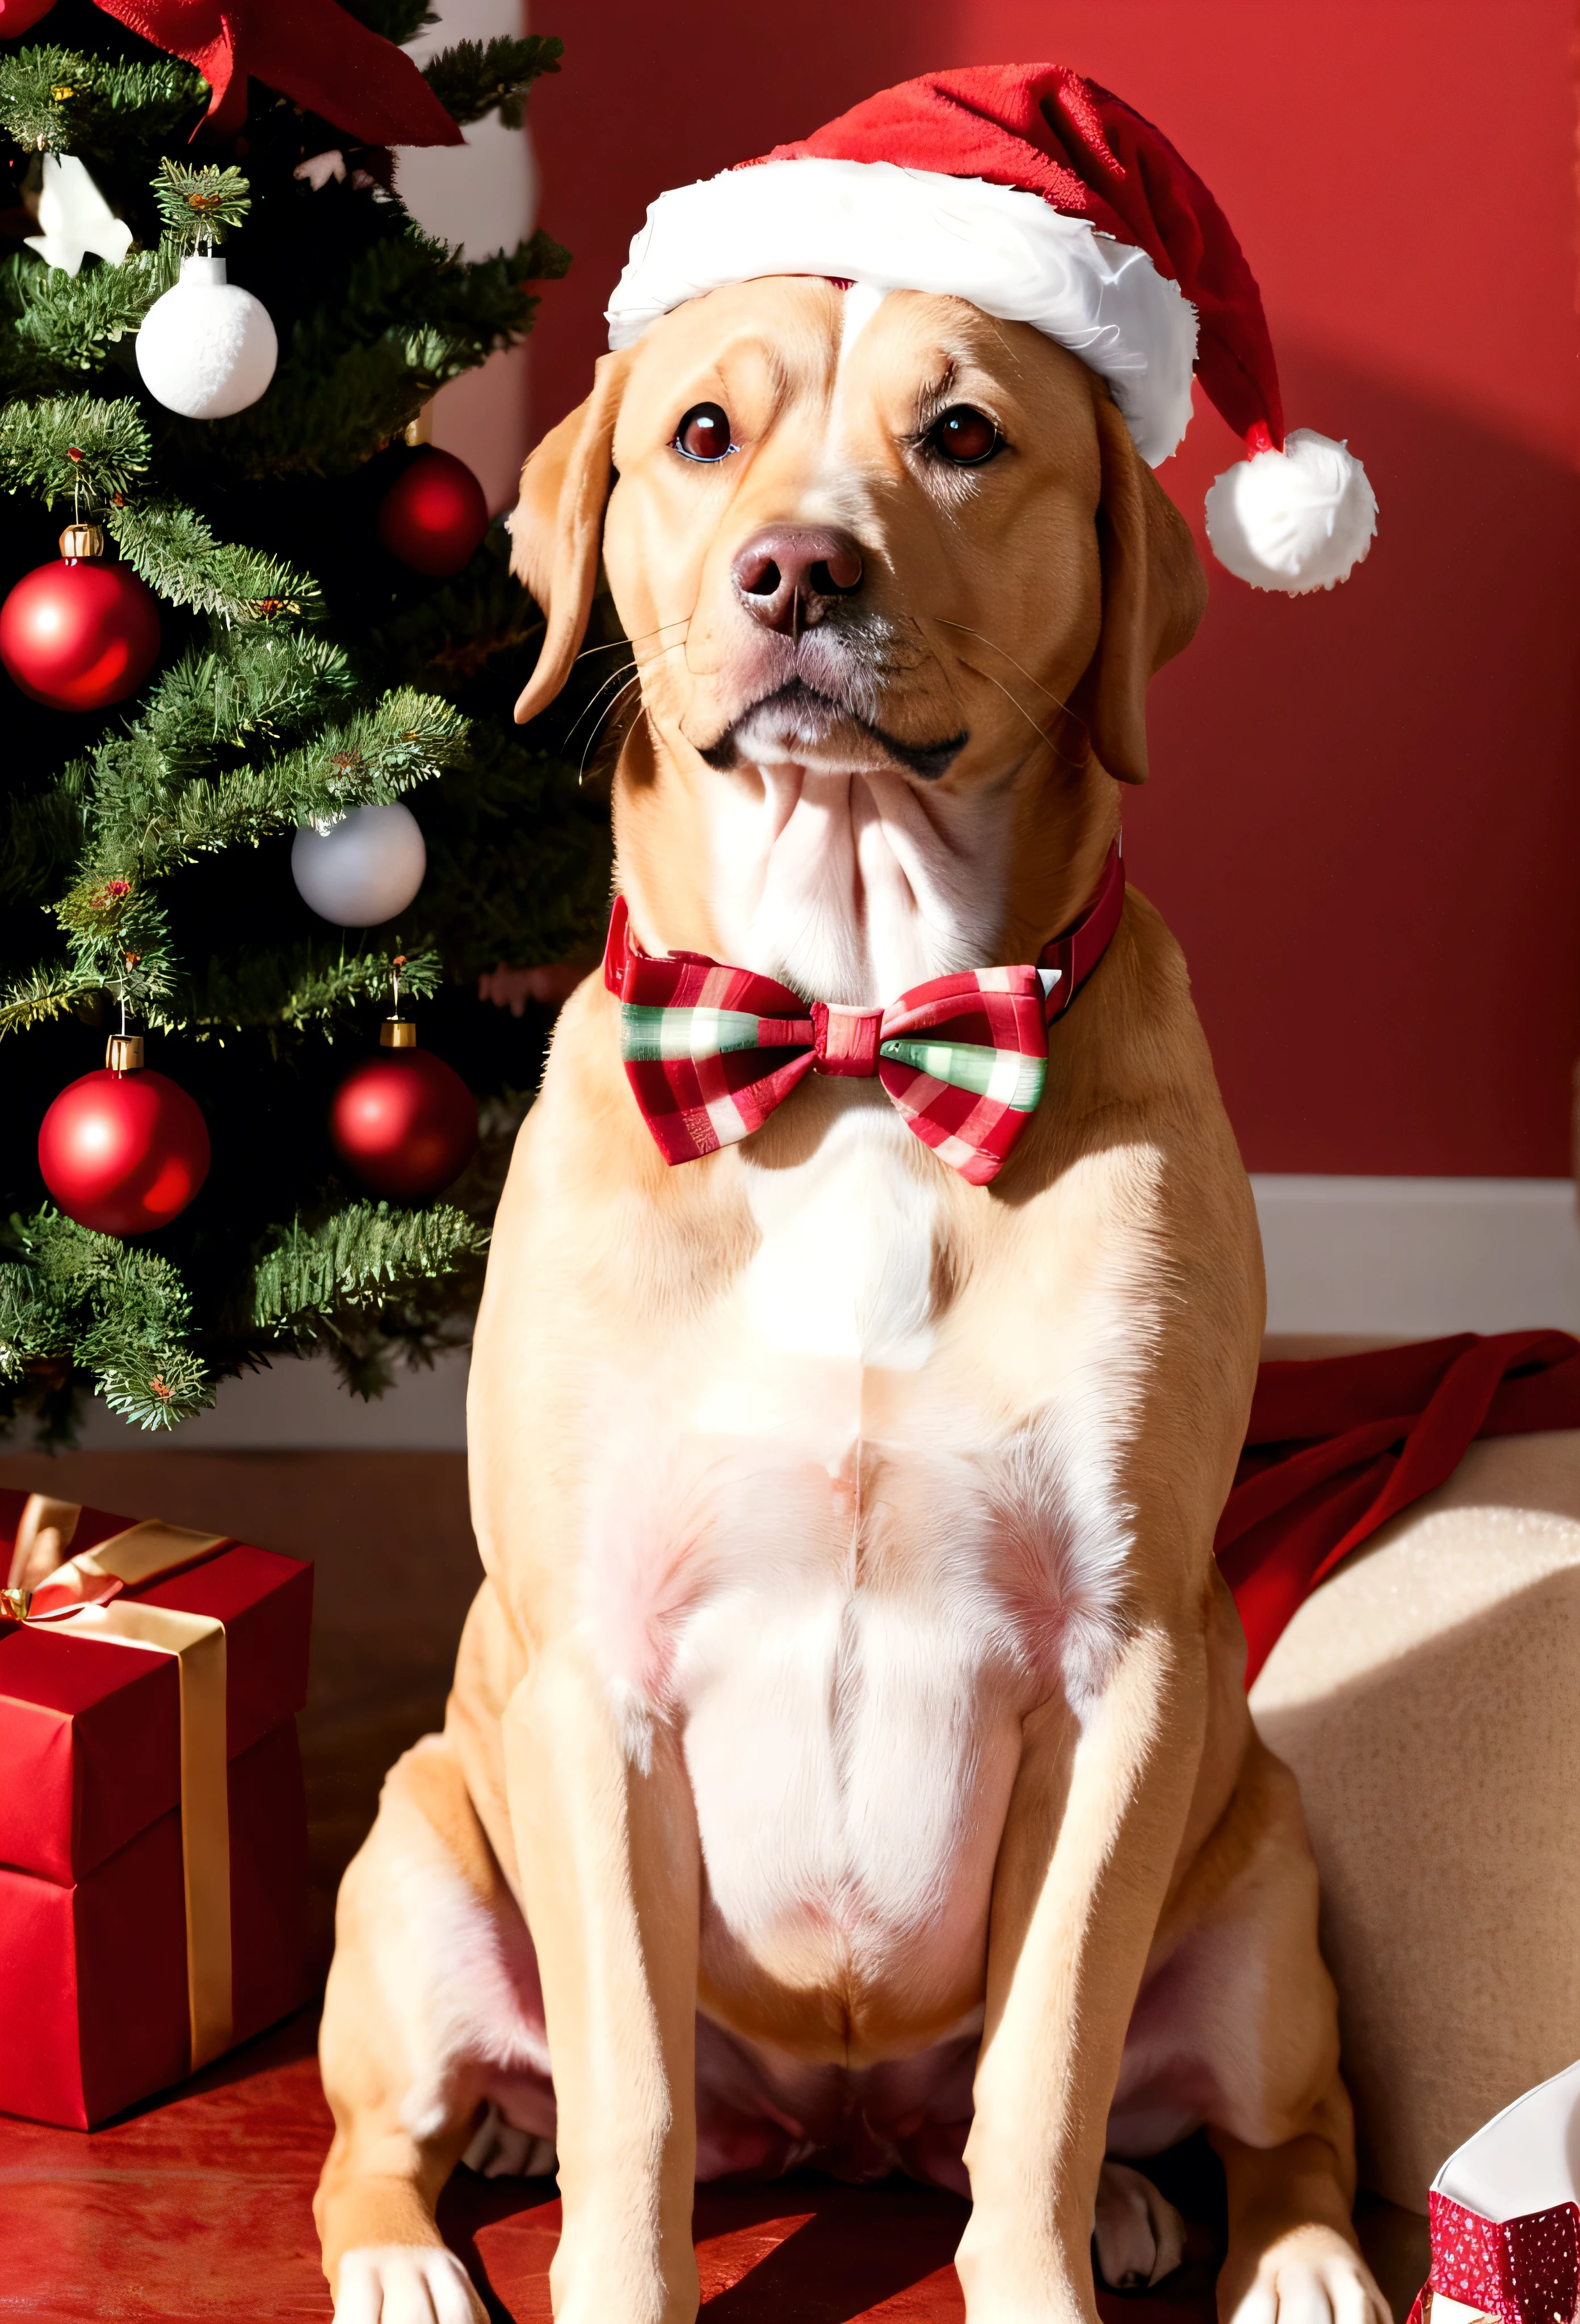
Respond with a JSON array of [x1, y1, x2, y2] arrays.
[[674, 403, 734, 462], [927, 406, 1001, 465]]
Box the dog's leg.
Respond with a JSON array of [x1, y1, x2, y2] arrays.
[[956, 1621, 1208, 2324], [1212, 2081, 1388, 2324], [503, 1645, 701, 2324], [316, 1732, 550, 2322], [1192, 1771, 1388, 2324], [1113, 1726, 1388, 2324]]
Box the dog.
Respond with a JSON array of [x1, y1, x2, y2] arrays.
[[313, 272, 1389, 2324]]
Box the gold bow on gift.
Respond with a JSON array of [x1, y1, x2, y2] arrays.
[[4, 1494, 236, 2071]]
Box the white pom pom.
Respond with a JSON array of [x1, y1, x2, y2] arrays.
[[1204, 428, 1377, 593]]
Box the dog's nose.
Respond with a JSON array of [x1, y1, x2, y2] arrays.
[[730, 525, 864, 631]]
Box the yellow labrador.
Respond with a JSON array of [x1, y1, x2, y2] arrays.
[[314, 278, 1387, 2324]]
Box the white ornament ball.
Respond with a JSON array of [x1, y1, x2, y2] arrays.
[[292, 803, 427, 927], [136, 251, 278, 420], [1204, 428, 1377, 595]]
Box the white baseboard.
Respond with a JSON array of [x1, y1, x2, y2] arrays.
[[39, 1345, 474, 1454], [1253, 1176, 1580, 1340], [16, 1178, 1579, 1452]]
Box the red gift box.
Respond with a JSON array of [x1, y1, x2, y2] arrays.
[[0, 1487, 313, 2129]]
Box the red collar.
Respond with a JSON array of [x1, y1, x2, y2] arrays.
[[605, 839, 1125, 1021], [1036, 837, 1125, 1022]]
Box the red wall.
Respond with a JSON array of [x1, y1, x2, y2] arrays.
[[529, 2, 1580, 1176]]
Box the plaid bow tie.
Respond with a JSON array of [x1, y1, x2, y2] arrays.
[[602, 841, 1124, 1185]]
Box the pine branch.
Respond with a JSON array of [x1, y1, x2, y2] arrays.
[[177, 227, 565, 477], [73, 631, 355, 845], [152, 158, 251, 248], [2, 761, 89, 904], [11, 626, 365, 1034], [0, 45, 205, 157], [180, 942, 443, 1033], [0, 961, 103, 1037], [0, 390, 149, 509], [6, 244, 177, 390], [51, 882, 177, 1024], [395, 231, 569, 379], [106, 498, 322, 623], [251, 1201, 489, 1336], [422, 35, 562, 130], [514, 227, 573, 284], [337, 0, 436, 43], [0, 1209, 212, 1430], [134, 629, 356, 753], [97, 1344, 212, 1430], [83, 689, 469, 879]]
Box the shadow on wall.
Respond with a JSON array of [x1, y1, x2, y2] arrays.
[[1135, 348, 1580, 1177]]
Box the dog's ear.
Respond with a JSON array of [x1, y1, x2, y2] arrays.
[[510, 348, 633, 725], [1068, 384, 1208, 785]]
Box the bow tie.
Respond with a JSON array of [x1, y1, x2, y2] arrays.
[[602, 842, 1124, 1185]]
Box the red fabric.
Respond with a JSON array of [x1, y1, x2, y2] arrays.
[[91, 0, 464, 146], [1422, 2186, 1580, 2324], [1217, 1331, 1580, 1687], [758, 64, 1282, 449]]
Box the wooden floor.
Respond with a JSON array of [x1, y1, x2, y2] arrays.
[[0, 1449, 1428, 2323]]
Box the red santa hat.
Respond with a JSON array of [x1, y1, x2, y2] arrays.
[[606, 65, 1376, 596]]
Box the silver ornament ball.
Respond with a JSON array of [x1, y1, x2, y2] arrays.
[[291, 803, 427, 927], [136, 252, 278, 420]]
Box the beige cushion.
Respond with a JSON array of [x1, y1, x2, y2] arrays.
[[1250, 1430, 1580, 2212]]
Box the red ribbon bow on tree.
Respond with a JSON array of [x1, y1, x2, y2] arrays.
[[23, 0, 465, 148]]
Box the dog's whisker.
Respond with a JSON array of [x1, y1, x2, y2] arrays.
[[563, 658, 642, 748], [571, 618, 692, 667], [632, 629, 691, 670], [949, 653, 1057, 755], [925, 615, 1090, 768], [562, 628, 692, 766], [932, 617, 1077, 717], [578, 673, 643, 786]]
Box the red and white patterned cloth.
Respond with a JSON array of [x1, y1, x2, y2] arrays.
[[602, 844, 1124, 1184], [1407, 2062, 1580, 2324], [1411, 2191, 1578, 2324]]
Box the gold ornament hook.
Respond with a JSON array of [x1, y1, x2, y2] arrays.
[[381, 952, 415, 1045]]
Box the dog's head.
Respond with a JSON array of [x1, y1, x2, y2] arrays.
[[510, 279, 1205, 997]]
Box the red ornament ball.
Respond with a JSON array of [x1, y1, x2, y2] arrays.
[[0, 0, 58, 30], [1, 556, 161, 711], [39, 1067, 211, 1236], [376, 447, 489, 576], [330, 1046, 478, 1198]]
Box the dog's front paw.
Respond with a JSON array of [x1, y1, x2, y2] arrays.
[[335, 2243, 486, 2324], [1093, 2159, 1187, 2290], [1226, 2228, 1391, 2324], [461, 2100, 557, 2180]]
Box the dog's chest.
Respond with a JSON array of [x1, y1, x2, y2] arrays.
[[583, 1104, 1119, 2032]]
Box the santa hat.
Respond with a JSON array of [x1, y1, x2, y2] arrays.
[[606, 65, 1376, 596]]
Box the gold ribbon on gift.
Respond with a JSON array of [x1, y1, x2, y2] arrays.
[[3, 1494, 234, 2072]]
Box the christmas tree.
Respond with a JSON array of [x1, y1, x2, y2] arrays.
[[0, 0, 613, 1441]]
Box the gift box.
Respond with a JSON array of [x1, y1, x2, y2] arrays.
[[1410, 2058, 1580, 2324], [0, 1487, 313, 2129]]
